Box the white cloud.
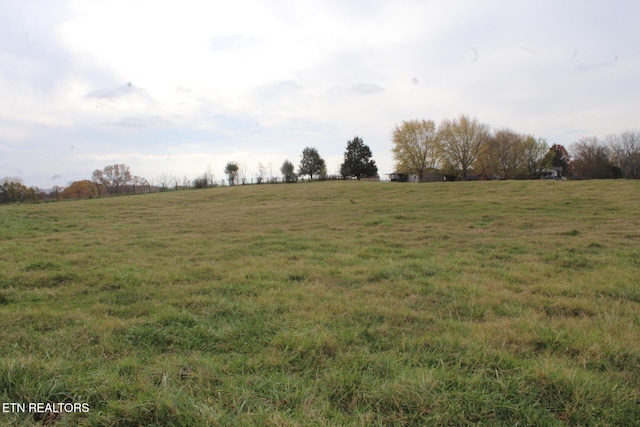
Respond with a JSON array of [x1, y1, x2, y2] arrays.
[[350, 83, 385, 95], [209, 35, 262, 52]]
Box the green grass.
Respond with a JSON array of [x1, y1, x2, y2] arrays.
[[1, 180, 639, 425]]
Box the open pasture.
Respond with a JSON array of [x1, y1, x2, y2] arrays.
[[1, 180, 639, 425]]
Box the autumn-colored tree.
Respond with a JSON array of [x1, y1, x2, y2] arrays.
[[392, 119, 440, 179], [521, 136, 549, 179], [61, 180, 101, 199], [439, 114, 490, 180], [474, 143, 497, 180], [0, 177, 34, 204]]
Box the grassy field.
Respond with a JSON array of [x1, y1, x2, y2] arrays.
[[0, 180, 639, 426]]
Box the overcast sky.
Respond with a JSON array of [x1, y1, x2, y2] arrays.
[[1, 0, 638, 188]]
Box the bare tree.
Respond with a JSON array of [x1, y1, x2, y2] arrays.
[[194, 166, 217, 189], [205, 165, 216, 187], [50, 185, 64, 201], [521, 136, 549, 179], [485, 129, 525, 179], [268, 162, 275, 182], [439, 114, 490, 180], [92, 164, 132, 195], [157, 173, 172, 191], [571, 137, 614, 179], [256, 162, 267, 184], [608, 131, 640, 179], [238, 165, 244, 185], [131, 176, 147, 194]]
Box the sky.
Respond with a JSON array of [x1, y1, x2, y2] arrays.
[[1, 0, 638, 188]]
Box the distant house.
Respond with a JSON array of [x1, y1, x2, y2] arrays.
[[387, 172, 409, 182], [540, 167, 564, 180], [386, 171, 445, 183]]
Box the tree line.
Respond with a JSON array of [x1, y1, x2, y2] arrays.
[[187, 138, 378, 189], [1, 137, 379, 203], [391, 114, 640, 181], [3, 120, 638, 203], [571, 133, 640, 179]]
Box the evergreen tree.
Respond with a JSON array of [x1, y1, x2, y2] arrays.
[[340, 136, 378, 179]]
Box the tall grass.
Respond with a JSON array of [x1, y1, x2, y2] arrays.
[[0, 180, 639, 425]]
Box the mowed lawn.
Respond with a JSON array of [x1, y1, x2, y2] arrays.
[[1, 180, 639, 426]]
